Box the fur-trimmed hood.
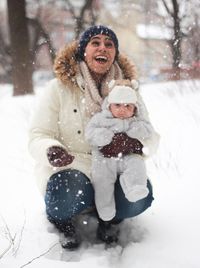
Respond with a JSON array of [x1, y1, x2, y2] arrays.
[[54, 41, 137, 90]]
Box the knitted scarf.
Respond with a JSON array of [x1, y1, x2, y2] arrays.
[[79, 61, 123, 117]]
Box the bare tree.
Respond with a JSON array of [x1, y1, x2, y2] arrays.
[[187, 11, 200, 63], [161, 0, 182, 79], [7, 0, 33, 95], [0, 26, 12, 83], [0, 212, 26, 259], [1, 2, 56, 85], [65, 0, 98, 38], [27, 17, 56, 64], [2, 0, 98, 88], [27, 0, 98, 39]]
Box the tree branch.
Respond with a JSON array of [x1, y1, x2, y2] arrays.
[[13, 210, 26, 256], [161, 0, 173, 16], [0, 215, 16, 259], [65, 0, 76, 18], [20, 242, 59, 268], [27, 17, 56, 63]]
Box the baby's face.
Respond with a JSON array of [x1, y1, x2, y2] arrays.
[[109, 103, 135, 119]]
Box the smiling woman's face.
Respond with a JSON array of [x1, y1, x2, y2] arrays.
[[84, 34, 116, 75]]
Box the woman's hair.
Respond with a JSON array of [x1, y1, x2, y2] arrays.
[[76, 25, 119, 61]]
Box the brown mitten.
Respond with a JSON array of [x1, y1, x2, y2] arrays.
[[47, 146, 74, 167], [99, 132, 143, 158]]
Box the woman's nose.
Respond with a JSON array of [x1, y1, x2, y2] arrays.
[[98, 43, 106, 50]]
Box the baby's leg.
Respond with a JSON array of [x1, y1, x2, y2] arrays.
[[92, 157, 117, 221], [119, 155, 149, 202]]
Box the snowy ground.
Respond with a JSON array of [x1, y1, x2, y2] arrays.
[[0, 79, 200, 268]]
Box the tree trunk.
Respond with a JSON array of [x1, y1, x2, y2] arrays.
[[162, 0, 182, 80], [171, 0, 181, 69], [7, 0, 33, 95]]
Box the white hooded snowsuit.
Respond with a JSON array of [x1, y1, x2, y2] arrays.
[[85, 98, 155, 221]]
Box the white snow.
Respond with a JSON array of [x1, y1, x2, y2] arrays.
[[0, 79, 200, 267], [136, 24, 172, 40]]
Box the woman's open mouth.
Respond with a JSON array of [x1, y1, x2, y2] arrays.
[[95, 56, 108, 64]]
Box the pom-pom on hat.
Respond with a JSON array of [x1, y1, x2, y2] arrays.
[[107, 79, 139, 104], [77, 25, 119, 61]]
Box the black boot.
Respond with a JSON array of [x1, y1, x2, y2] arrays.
[[61, 221, 80, 250], [50, 219, 80, 250], [97, 219, 119, 244]]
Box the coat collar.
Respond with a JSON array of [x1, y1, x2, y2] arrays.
[[54, 41, 137, 90]]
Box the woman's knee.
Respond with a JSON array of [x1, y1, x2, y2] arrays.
[[45, 169, 95, 221], [114, 179, 154, 220]]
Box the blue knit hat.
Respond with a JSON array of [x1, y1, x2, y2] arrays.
[[77, 25, 119, 61]]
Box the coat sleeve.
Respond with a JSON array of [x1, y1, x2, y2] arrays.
[[126, 116, 154, 141], [126, 92, 160, 156], [85, 112, 114, 147], [28, 80, 67, 166]]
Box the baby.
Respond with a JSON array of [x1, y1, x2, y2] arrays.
[[85, 79, 154, 221]]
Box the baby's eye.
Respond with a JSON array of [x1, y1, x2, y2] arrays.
[[115, 104, 121, 108]]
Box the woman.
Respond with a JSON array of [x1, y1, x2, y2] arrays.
[[29, 25, 159, 250]]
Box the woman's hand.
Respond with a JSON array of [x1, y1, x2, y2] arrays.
[[99, 132, 143, 158], [47, 146, 74, 167]]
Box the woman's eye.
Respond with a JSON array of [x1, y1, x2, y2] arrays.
[[91, 41, 99, 46], [105, 42, 114, 48]]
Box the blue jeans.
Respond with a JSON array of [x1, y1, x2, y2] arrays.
[[45, 169, 154, 223]]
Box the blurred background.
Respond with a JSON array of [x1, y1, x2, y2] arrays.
[[0, 0, 199, 95]]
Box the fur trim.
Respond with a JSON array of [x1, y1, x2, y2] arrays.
[[117, 54, 137, 81], [54, 41, 79, 89], [53, 41, 137, 90]]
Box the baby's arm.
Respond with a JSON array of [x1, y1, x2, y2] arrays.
[[126, 93, 160, 156], [126, 118, 154, 141], [126, 100, 154, 141], [85, 113, 114, 147]]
